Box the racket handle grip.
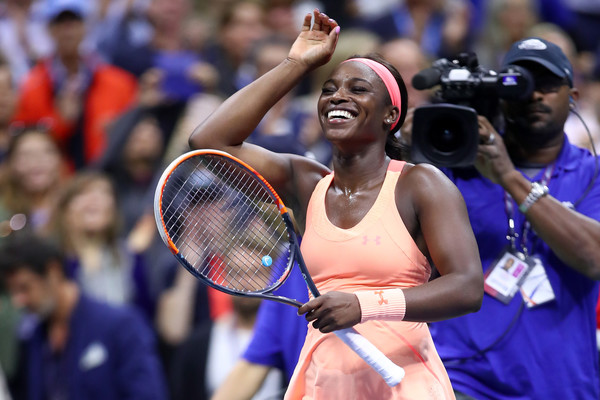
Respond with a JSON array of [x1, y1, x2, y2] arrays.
[[334, 327, 405, 387]]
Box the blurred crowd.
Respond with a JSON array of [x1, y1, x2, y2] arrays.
[[0, 0, 600, 399]]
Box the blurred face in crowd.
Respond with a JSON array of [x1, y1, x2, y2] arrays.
[[123, 116, 164, 178], [182, 15, 212, 52], [8, 130, 62, 195], [147, 0, 190, 31], [379, 38, 429, 108], [64, 176, 117, 237], [0, 67, 16, 126], [48, 12, 86, 58], [255, 42, 289, 77], [221, 1, 269, 64], [6, 265, 59, 319], [226, 244, 267, 295], [264, 1, 298, 41], [182, 196, 232, 257], [406, 0, 443, 11], [497, 0, 537, 42], [6, 0, 33, 9]]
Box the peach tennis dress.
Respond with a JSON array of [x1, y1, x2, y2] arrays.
[[284, 160, 455, 400]]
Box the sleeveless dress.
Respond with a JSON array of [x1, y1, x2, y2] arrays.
[[284, 160, 455, 400]]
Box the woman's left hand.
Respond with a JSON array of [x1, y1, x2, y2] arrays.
[[298, 291, 361, 333]]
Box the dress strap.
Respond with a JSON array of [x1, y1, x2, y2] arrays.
[[388, 160, 406, 173]]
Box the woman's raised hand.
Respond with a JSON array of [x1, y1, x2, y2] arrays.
[[288, 9, 340, 71]]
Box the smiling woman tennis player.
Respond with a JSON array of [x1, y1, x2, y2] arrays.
[[189, 9, 483, 400]]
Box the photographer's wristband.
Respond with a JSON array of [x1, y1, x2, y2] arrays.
[[518, 182, 549, 213]]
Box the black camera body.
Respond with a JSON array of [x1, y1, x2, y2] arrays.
[[410, 53, 534, 167]]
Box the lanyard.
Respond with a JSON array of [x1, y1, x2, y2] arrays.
[[503, 164, 554, 257]]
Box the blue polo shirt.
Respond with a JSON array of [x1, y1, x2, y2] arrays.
[[242, 264, 309, 380], [430, 135, 600, 399]]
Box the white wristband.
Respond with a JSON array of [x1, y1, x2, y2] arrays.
[[355, 288, 406, 323]]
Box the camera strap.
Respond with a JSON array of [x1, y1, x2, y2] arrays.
[[503, 163, 554, 256]]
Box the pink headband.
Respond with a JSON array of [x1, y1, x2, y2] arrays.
[[342, 58, 402, 130]]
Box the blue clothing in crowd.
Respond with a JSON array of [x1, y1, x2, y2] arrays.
[[431, 135, 600, 399], [19, 295, 168, 400], [242, 264, 309, 380]]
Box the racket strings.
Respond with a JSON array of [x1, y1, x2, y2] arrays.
[[161, 155, 291, 294], [202, 161, 285, 290]]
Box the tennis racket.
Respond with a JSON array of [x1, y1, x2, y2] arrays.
[[154, 149, 405, 387]]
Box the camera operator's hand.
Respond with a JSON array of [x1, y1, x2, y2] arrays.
[[474, 116, 517, 186]]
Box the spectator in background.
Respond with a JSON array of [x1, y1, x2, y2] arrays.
[[558, 0, 600, 55], [361, 0, 475, 60], [211, 265, 309, 400], [1, 232, 168, 400], [90, 0, 154, 53], [0, 0, 53, 86], [48, 171, 155, 322], [474, 0, 539, 70], [95, 105, 174, 302], [99, 0, 219, 165], [0, 57, 17, 162], [204, 0, 270, 97], [378, 37, 433, 151], [0, 127, 66, 391], [13, 0, 138, 170], [97, 111, 164, 234], [263, 0, 316, 43], [169, 239, 284, 400], [378, 37, 432, 109], [247, 35, 308, 156], [318, 0, 368, 29], [100, 0, 218, 93], [170, 292, 284, 400], [155, 175, 236, 349], [151, 0, 273, 161], [0, 128, 66, 239]]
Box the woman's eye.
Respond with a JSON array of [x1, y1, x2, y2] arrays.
[[352, 86, 368, 93], [321, 87, 335, 94]]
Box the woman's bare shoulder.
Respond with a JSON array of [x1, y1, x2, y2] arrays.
[[398, 162, 464, 207]]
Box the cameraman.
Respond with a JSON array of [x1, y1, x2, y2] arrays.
[[408, 38, 600, 399]]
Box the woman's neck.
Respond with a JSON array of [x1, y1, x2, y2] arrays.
[[330, 148, 389, 192]]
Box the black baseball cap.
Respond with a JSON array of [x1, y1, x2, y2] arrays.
[[502, 37, 573, 87]]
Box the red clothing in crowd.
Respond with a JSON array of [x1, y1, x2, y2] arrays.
[[13, 59, 137, 166]]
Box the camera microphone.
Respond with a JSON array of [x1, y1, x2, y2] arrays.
[[411, 58, 455, 90], [412, 67, 442, 90]]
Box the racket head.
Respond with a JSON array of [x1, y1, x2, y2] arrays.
[[154, 149, 297, 296]]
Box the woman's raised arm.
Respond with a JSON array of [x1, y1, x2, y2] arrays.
[[189, 10, 339, 194]]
